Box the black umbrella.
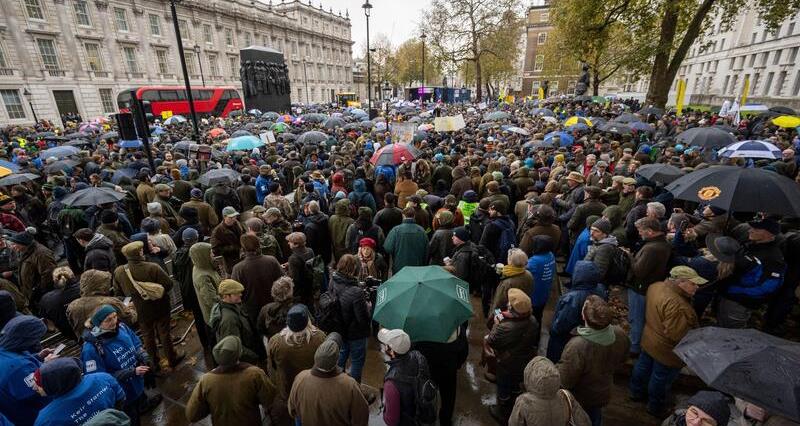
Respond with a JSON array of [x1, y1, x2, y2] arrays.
[[324, 117, 345, 129], [599, 122, 632, 135], [277, 133, 297, 142], [712, 123, 738, 134], [34, 131, 56, 139], [573, 95, 592, 102], [99, 131, 119, 140], [302, 113, 328, 124], [43, 135, 68, 142], [635, 164, 684, 184], [44, 159, 79, 173], [111, 168, 138, 184], [0, 173, 41, 186], [677, 127, 737, 149], [637, 106, 664, 117], [61, 187, 127, 207], [228, 109, 243, 117], [198, 168, 240, 186], [768, 106, 796, 115], [65, 139, 92, 147], [231, 130, 252, 138], [665, 166, 800, 216], [297, 131, 328, 145], [675, 327, 800, 421], [64, 132, 89, 140], [614, 112, 641, 124]]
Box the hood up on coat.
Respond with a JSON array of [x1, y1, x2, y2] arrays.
[[571, 260, 600, 289], [40, 357, 83, 396], [523, 356, 561, 399], [189, 242, 215, 271], [79, 269, 113, 297], [0, 315, 47, 353]]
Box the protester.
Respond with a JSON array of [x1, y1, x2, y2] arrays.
[[508, 356, 591, 426], [208, 279, 259, 364], [384, 207, 429, 273], [380, 328, 433, 426], [0, 315, 52, 426]]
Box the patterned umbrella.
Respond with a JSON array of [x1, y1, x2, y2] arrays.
[[564, 116, 593, 127], [718, 140, 782, 159], [370, 144, 422, 166]]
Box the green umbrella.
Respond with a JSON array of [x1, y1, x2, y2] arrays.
[[372, 266, 473, 343]]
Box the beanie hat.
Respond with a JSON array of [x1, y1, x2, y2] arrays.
[[90, 304, 117, 327], [182, 227, 199, 243], [507, 288, 532, 315], [8, 231, 34, 246], [240, 234, 260, 252], [190, 188, 203, 199], [437, 210, 454, 226], [313, 333, 343, 373], [453, 226, 470, 242], [213, 335, 242, 367], [218, 279, 244, 296], [286, 304, 309, 332], [463, 190, 479, 203], [591, 218, 612, 235], [359, 237, 376, 249], [38, 357, 83, 397], [586, 215, 600, 229], [100, 209, 118, 224], [687, 391, 731, 426], [141, 217, 160, 234]]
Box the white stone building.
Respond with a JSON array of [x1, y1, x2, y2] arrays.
[[0, 0, 354, 125], [669, 9, 800, 109]]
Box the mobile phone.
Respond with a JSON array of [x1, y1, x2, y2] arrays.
[[53, 343, 66, 356], [494, 308, 502, 317], [123, 297, 132, 306]]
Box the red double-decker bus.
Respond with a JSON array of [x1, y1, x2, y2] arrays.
[[117, 86, 243, 119]]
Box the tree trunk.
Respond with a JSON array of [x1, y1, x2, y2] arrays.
[[645, 0, 680, 108], [592, 69, 601, 96], [474, 58, 483, 101]]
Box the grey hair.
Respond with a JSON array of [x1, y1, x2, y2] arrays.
[[647, 202, 666, 219], [307, 200, 320, 214]]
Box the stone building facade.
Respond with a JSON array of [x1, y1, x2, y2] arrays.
[[520, 0, 579, 98], [0, 0, 354, 125]]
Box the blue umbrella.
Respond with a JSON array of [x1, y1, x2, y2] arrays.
[[231, 130, 253, 138], [164, 115, 187, 125], [119, 139, 143, 149], [544, 131, 574, 147], [150, 126, 165, 136], [226, 135, 265, 151], [0, 161, 20, 173], [39, 146, 79, 159], [566, 123, 590, 132]]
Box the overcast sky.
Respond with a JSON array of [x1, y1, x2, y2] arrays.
[[297, 0, 430, 54]]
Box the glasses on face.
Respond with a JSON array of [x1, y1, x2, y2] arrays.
[[686, 406, 717, 426]]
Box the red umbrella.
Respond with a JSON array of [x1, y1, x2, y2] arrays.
[[370, 143, 422, 166]]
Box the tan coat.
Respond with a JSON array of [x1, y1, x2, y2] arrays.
[[642, 281, 698, 368], [185, 363, 276, 425], [136, 182, 156, 215], [288, 369, 370, 426], [180, 199, 219, 235], [267, 329, 327, 400]]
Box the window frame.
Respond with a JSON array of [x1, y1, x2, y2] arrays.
[[84, 42, 103, 71], [24, 0, 45, 21], [155, 49, 170, 75], [537, 32, 547, 45], [149, 14, 161, 36], [73, 0, 91, 27], [534, 54, 544, 72], [36, 38, 60, 71], [1, 89, 26, 119], [98, 88, 116, 114], [122, 46, 139, 73], [114, 7, 129, 32]]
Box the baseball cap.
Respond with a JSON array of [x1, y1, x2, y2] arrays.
[[622, 177, 637, 185], [378, 328, 411, 355], [670, 266, 708, 285], [222, 206, 239, 218]]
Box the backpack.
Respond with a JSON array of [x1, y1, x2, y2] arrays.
[[606, 246, 631, 286], [495, 218, 517, 264], [406, 352, 439, 425], [316, 286, 344, 334], [471, 244, 499, 289], [304, 255, 326, 293]]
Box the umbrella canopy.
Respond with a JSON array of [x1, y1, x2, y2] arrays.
[[372, 266, 473, 343], [523, 139, 553, 149], [531, 108, 555, 117], [484, 111, 511, 121], [230, 129, 252, 138], [302, 113, 328, 123], [542, 116, 558, 124], [599, 122, 633, 135], [349, 108, 367, 117], [262, 111, 280, 121], [591, 96, 606, 103], [0, 167, 13, 178], [638, 107, 665, 117], [772, 115, 800, 128], [718, 140, 782, 159], [564, 116, 593, 127], [44, 159, 79, 174], [674, 327, 800, 421], [276, 114, 293, 123], [226, 135, 265, 151], [0, 173, 40, 186], [39, 146, 79, 159], [712, 123, 737, 134], [270, 122, 290, 134], [677, 127, 737, 149], [111, 168, 138, 184], [61, 187, 126, 207], [544, 131, 574, 147], [370, 144, 422, 166], [247, 109, 262, 116], [65, 132, 90, 140], [614, 112, 641, 124], [588, 116, 607, 126], [0, 161, 20, 173], [244, 122, 259, 131], [164, 115, 187, 125], [506, 127, 530, 136], [665, 166, 800, 216], [43, 135, 68, 142], [208, 128, 227, 138], [277, 133, 297, 142], [227, 109, 244, 118], [78, 123, 100, 133], [99, 131, 119, 140], [323, 117, 345, 129], [566, 123, 591, 132], [636, 164, 685, 184], [150, 126, 165, 136], [118, 140, 142, 149], [573, 95, 592, 102], [768, 106, 796, 115], [629, 121, 654, 133], [198, 168, 241, 186], [297, 131, 328, 146]]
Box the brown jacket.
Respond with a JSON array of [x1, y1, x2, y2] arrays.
[[17, 242, 56, 300], [67, 271, 136, 338], [631, 235, 672, 293], [181, 199, 219, 235], [491, 271, 534, 313], [519, 224, 562, 257], [186, 362, 276, 425], [394, 178, 418, 209], [642, 281, 698, 368], [112, 246, 173, 323], [267, 329, 327, 400], [136, 182, 156, 215], [557, 326, 630, 409], [231, 253, 284, 326], [210, 221, 246, 273], [288, 369, 370, 426]]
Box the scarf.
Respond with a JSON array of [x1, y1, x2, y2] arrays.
[[577, 325, 616, 346], [358, 246, 379, 280], [502, 264, 526, 278]]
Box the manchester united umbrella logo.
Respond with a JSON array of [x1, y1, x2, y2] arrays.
[[698, 186, 722, 200]]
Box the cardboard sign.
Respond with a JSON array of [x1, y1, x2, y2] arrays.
[[259, 131, 276, 144], [391, 122, 416, 145], [434, 114, 466, 132], [161, 110, 173, 119]]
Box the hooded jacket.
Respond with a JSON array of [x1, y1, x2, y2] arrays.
[[329, 200, 355, 261], [602, 205, 628, 247], [67, 271, 136, 339], [84, 234, 116, 272], [509, 357, 591, 426], [189, 243, 221, 325], [486, 310, 540, 378], [0, 316, 49, 426], [208, 302, 259, 364], [584, 235, 619, 282], [81, 323, 147, 402], [35, 359, 125, 426], [449, 167, 473, 200], [303, 212, 332, 264], [18, 242, 56, 301], [348, 179, 377, 214]]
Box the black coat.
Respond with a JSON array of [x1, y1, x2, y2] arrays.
[[331, 272, 371, 341], [83, 235, 116, 272]]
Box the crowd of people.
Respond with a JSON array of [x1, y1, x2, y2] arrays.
[[0, 95, 798, 426]]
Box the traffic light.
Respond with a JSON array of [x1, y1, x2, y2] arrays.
[[115, 112, 138, 140]]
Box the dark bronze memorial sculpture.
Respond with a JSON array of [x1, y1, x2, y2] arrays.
[[240, 46, 291, 112]]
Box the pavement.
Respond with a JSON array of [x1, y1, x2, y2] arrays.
[[141, 279, 702, 426]]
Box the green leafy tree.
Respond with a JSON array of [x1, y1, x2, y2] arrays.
[[395, 38, 441, 88]]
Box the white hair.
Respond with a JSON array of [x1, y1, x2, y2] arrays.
[[647, 202, 666, 219]]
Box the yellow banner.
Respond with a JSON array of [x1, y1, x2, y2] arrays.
[[675, 79, 686, 117], [740, 76, 750, 107], [161, 110, 173, 119], [537, 87, 544, 100]]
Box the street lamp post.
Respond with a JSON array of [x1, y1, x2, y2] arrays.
[[420, 33, 427, 103], [382, 81, 391, 124], [362, 0, 372, 117], [302, 58, 310, 104], [169, 0, 200, 140], [193, 44, 206, 87], [22, 88, 38, 124]]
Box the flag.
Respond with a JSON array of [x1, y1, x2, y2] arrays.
[[740, 75, 750, 107], [537, 87, 544, 100], [675, 79, 686, 117]]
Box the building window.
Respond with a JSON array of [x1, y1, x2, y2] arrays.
[[114, 8, 128, 32], [203, 24, 213, 43], [149, 14, 161, 36], [534, 54, 544, 72], [122, 46, 139, 73], [760, 52, 769, 67], [24, 0, 44, 20], [36, 38, 60, 71], [751, 73, 760, 94], [789, 47, 799, 64], [773, 50, 782, 65], [225, 28, 234, 47], [0, 90, 26, 119], [178, 19, 189, 38], [84, 43, 103, 71], [751, 32, 757, 44], [155, 49, 170, 74], [208, 53, 219, 76], [98, 88, 115, 113], [540, 12, 549, 22], [722, 75, 730, 94], [720, 38, 725, 50], [763, 72, 774, 95], [228, 56, 238, 77], [775, 71, 787, 96], [793, 70, 800, 96], [789, 22, 796, 36], [73, 0, 91, 26], [0, 45, 8, 69], [748, 54, 756, 67], [730, 75, 738, 94], [537, 32, 547, 45], [550, 81, 559, 93], [244, 32, 252, 47], [186, 52, 197, 75]]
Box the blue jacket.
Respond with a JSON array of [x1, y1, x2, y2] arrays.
[[34, 373, 125, 426], [726, 240, 785, 303], [0, 350, 49, 426], [348, 179, 377, 213], [565, 227, 591, 275], [255, 174, 273, 205], [81, 324, 147, 402], [526, 252, 556, 308], [547, 261, 606, 362]]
